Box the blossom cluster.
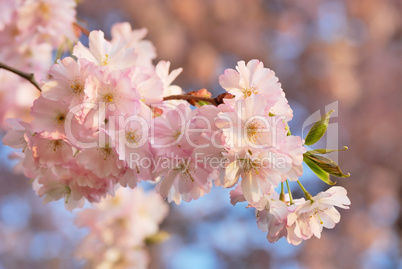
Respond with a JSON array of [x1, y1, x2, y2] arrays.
[[3, 23, 183, 210], [0, 0, 78, 127], [75, 187, 169, 269], [232, 185, 350, 245], [3, 22, 351, 245]]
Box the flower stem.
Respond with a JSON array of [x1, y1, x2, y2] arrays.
[[280, 182, 285, 202], [54, 40, 65, 63], [0, 62, 41, 92], [286, 180, 294, 205], [297, 180, 314, 202]]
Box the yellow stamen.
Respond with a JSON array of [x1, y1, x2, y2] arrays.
[[246, 119, 263, 142], [55, 113, 66, 124], [242, 86, 259, 98], [51, 140, 63, 152], [126, 130, 140, 144], [98, 144, 114, 160], [243, 157, 261, 176], [101, 54, 109, 66], [38, 3, 51, 21], [104, 93, 114, 103], [312, 207, 326, 224], [70, 81, 84, 94]]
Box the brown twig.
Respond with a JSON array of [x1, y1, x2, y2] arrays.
[[163, 93, 234, 106], [0, 61, 236, 103], [0, 62, 42, 92], [163, 95, 218, 106], [73, 22, 90, 37]]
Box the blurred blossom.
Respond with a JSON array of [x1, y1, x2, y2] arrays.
[[74, 187, 169, 269], [0, 0, 78, 128]]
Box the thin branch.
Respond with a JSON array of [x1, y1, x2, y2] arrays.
[[163, 95, 218, 106], [0, 61, 235, 102], [163, 93, 233, 106], [73, 22, 90, 37], [0, 62, 42, 92]]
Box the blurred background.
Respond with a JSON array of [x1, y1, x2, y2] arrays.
[[0, 0, 401, 268]]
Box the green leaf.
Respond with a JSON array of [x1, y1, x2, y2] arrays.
[[197, 100, 211, 106], [304, 110, 334, 146], [303, 155, 336, 185], [285, 123, 291, 136], [307, 146, 348, 155], [145, 231, 170, 245], [304, 153, 350, 178]]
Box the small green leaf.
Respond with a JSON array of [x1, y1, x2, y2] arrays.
[[307, 146, 348, 155], [304, 110, 334, 146], [304, 153, 350, 178], [197, 100, 211, 106], [145, 231, 170, 245], [303, 155, 336, 185], [285, 123, 292, 136]]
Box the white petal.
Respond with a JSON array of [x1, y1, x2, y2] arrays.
[[241, 173, 261, 204], [159, 170, 178, 198]]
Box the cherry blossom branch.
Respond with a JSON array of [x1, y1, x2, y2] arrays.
[[163, 93, 233, 106], [0, 61, 234, 104], [0, 62, 42, 92]]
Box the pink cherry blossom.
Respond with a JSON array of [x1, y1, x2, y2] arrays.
[[288, 186, 351, 240], [2, 119, 31, 150], [215, 95, 306, 207], [34, 165, 115, 211], [17, 0, 77, 46], [256, 195, 305, 245], [84, 70, 141, 120], [29, 136, 74, 167], [155, 156, 214, 204], [75, 187, 168, 268], [0, 72, 40, 128], [41, 57, 98, 107], [33, 177, 86, 211], [111, 22, 156, 68], [30, 96, 70, 139], [0, 0, 19, 31], [224, 149, 286, 209], [75, 133, 125, 179], [152, 103, 195, 157], [109, 105, 155, 187], [277, 135, 306, 182], [156, 60, 184, 97], [0, 15, 352, 248], [219, 59, 282, 108], [126, 66, 164, 105], [230, 185, 303, 244], [217, 94, 287, 151], [152, 104, 219, 203], [73, 30, 137, 70]]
